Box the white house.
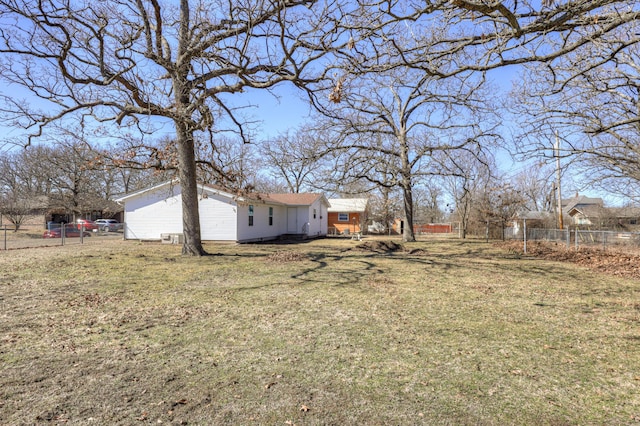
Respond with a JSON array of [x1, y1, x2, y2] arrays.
[[115, 181, 329, 242]]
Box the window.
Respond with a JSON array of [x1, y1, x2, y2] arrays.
[[313, 209, 317, 219], [338, 213, 349, 222], [269, 207, 273, 226], [248, 205, 254, 226]]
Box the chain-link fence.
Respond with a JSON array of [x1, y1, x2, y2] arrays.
[[505, 226, 640, 252], [1, 223, 124, 250]]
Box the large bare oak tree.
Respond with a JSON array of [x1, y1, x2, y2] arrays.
[[308, 0, 638, 241], [313, 67, 499, 242], [0, 0, 349, 255], [511, 28, 640, 200]]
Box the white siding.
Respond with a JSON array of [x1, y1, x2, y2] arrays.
[[123, 184, 239, 241], [307, 200, 328, 237], [237, 203, 288, 242], [123, 185, 183, 240], [120, 182, 328, 242], [198, 191, 238, 241]]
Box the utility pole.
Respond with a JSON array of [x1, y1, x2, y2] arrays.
[[554, 132, 564, 229]]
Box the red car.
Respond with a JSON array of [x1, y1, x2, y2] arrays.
[[43, 226, 92, 238], [74, 219, 99, 231]]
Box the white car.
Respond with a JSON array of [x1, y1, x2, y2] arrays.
[[95, 219, 123, 232]]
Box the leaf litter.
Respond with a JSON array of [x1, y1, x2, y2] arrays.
[[497, 240, 640, 279]]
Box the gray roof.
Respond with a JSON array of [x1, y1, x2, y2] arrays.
[[561, 194, 603, 213], [514, 211, 552, 221]]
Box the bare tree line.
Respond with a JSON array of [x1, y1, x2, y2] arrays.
[[0, 0, 638, 253]]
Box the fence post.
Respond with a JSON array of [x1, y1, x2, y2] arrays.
[[566, 226, 570, 249], [523, 219, 527, 254], [602, 230, 606, 250], [575, 228, 578, 250], [3, 226, 6, 250], [485, 219, 489, 242]]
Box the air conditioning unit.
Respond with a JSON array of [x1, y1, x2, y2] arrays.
[[161, 233, 184, 244]]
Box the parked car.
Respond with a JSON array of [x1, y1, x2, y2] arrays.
[[95, 219, 123, 232], [74, 219, 99, 231], [43, 226, 92, 238]]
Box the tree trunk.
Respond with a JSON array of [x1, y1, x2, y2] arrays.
[[176, 122, 207, 256], [401, 182, 416, 242], [174, 0, 205, 256], [399, 134, 416, 242], [460, 200, 469, 239]]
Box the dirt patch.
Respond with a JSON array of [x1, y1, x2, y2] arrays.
[[354, 240, 404, 253], [351, 241, 428, 256], [406, 248, 428, 256], [497, 240, 640, 279]]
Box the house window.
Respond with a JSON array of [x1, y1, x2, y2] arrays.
[[249, 205, 254, 226], [269, 207, 273, 226], [338, 213, 349, 222], [313, 209, 317, 219]]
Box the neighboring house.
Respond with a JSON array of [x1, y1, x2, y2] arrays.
[[510, 210, 554, 236], [562, 193, 604, 226], [574, 205, 640, 230], [45, 209, 124, 225], [0, 195, 48, 228], [0, 193, 123, 229], [327, 198, 368, 235], [44, 194, 124, 225], [609, 206, 640, 229], [557, 193, 640, 229], [115, 181, 329, 242]]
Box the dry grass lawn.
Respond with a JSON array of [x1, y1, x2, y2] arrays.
[[1, 237, 639, 424]]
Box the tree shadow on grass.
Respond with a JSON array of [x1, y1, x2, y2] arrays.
[[215, 239, 599, 293], [288, 252, 384, 287]]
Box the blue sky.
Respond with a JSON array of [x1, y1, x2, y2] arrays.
[[0, 78, 313, 150], [229, 84, 315, 141]]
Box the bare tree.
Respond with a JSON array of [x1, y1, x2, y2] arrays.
[[440, 148, 495, 239], [260, 127, 330, 193], [44, 140, 105, 219], [0, 0, 351, 255], [477, 181, 526, 239], [0, 146, 54, 198], [510, 165, 555, 213], [0, 146, 55, 230], [313, 65, 499, 242], [510, 27, 640, 200], [310, 0, 639, 241], [330, 0, 639, 79], [413, 181, 446, 225], [197, 137, 259, 191], [0, 195, 37, 231]]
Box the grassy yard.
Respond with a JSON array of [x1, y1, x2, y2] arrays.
[[1, 237, 639, 425]]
